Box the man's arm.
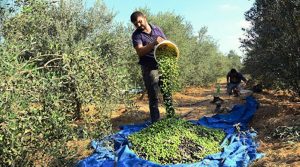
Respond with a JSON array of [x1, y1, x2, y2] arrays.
[[226, 73, 230, 84], [134, 36, 164, 57], [242, 77, 247, 83], [240, 74, 247, 83]]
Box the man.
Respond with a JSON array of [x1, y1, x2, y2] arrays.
[[226, 68, 247, 96], [130, 11, 173, 123]]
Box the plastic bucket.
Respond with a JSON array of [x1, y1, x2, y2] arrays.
[[240, 89, 253, 98], [154, 40, 179, 61]]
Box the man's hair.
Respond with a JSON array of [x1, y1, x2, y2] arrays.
[[130, 11, 145, 23], [230, 68, 237, 73]]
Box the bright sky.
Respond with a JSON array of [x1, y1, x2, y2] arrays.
[[88, 0, 255, 56]]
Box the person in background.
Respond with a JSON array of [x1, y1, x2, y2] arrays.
[[226, 68, 247, 96], [130, 11, 174, 123]]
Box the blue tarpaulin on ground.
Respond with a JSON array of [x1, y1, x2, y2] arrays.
[[77, 96, 263, 167]]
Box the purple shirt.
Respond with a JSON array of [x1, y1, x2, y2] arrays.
[[132, 24, 167, 68]]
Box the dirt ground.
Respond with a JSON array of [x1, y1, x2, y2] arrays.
[[249, 90, 300, 167], [71, 81, 299, 166], [110, 82, 300, 167]]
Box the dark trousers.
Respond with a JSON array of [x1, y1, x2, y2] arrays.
[[227, 83, 241, 95], [141, 66, 174, 122]]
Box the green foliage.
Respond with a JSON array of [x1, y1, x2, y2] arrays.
[[271, 126, 300, 142], [145, 11, 239, 87], [0, 46, 77, 166], [156, 46, 179, 117], [128, 118, 225, 165], [129, 9, 243, 88], [0, 2, 246, 165], [227, 50, 243, 70], [242, 0, 300, 95], [0, 0, 133, 165]]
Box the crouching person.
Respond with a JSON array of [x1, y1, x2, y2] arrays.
[[226, 68, 247, 96]]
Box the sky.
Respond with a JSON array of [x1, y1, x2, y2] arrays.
[[88, 0, 255, 56]]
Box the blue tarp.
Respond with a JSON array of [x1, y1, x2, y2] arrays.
[[77, 96, 263, 167]]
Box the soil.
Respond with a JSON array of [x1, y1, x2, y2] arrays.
[[110, 82, 300, 167], [249, 90, 300, 167], [73, 81, 299, 167]]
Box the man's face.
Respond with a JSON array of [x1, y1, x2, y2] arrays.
[[133, 16, 147, 30]]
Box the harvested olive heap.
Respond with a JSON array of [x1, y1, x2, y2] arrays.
[[128, 118, 225, 164], [155, 45, 179, 117]]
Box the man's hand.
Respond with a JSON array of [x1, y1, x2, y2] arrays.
[[155, 36, 164, 45], [134, 36, 165, 57]]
